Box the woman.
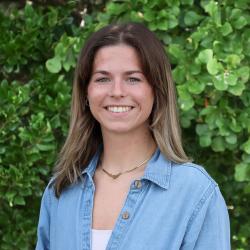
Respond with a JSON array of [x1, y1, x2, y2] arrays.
[[36, 23, 230, 250]]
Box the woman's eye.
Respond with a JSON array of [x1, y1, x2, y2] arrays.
[[128, 77, 140, 84], [95, 78, 110, 83]]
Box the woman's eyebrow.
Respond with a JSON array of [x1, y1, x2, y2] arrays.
[[92, 70, 143, 75], [92, 70, 110, 75], [125, 70, 143, 75]]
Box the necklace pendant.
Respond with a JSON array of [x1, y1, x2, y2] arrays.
[[100, 149, 155, 180], [111, 173, 121, 179]]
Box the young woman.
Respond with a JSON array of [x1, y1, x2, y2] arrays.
[[36, 23, 230, 250]]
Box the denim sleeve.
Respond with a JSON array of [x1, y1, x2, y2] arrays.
[[35, 185, 51, 250], [181, 185, 231, 250]]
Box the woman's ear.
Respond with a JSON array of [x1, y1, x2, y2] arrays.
[[85, 96, 89, 106]]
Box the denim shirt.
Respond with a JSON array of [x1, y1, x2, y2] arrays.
[[36, 149, 230, 250]]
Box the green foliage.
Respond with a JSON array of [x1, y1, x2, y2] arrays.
[[0, 0, 249, 249], [0, 2, 79, 249]]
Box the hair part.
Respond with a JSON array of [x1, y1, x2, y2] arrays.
[[52, 22, 190, 197]]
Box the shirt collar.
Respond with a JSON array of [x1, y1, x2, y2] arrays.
[[141, 148, 171, 190], [81, 147, 102, 178], [82, 147, 171, 190]]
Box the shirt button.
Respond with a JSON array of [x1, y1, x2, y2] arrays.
[[122, 211, 130, 220], [134, 180, 142, 189]]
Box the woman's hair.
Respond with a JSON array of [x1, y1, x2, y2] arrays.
[[52, 22, 190, 197]]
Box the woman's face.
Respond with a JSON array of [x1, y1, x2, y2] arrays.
[[87, 44, 154, 135]]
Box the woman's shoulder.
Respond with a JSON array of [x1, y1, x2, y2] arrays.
[[173, 161, 216, 181], [41, 177, 57, 203], [168, 161, 227, 219], [43, 176, 84, 200], [170, 161, 218, 194]]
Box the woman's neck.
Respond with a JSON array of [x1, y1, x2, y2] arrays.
[[100, 128, 157, 174]]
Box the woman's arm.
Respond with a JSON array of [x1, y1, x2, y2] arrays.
[[36, 185, 51, 250], [181, 185, 231, 250]]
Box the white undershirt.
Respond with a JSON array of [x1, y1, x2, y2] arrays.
[[91, 229, 112, 250]]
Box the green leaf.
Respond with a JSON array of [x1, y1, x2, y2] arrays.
[[213, 74, 228, 91], [148, 22, 157, 31], [198, 49, 213, 64], [157, 20, 168, 30], [6, 191, 17, 202], [207, 58, 220, 75], [244, 182, 250, 194], [167, 14, 178, 29], [199, 134, 212, 147], [144, 9, 155, 22], [178, 97, 194, 111], [212, 72, 237, 91], [203, 1, 221, 25], [14, 196, 26, 206], [62, 49, 75, 71], [50, 114, 61, 128], [187, 80, 205, 94], [177, 85, 194, 111], [130, 11, 144, 22], [196, 124, 209, 136], [229, 118, 242, 132], [203, 1, 218, 16], [225, 134, 237, 144], [235, 163, 250, 182], [168, 44, 185, 59], [172, 66, 186, 83], [37, 166, 50, 176], [19, 188, 32, 196], [24, 3, 34, 17], [55, 43, 66, 59], [211, 136, 225, 152], [220, 22, 233, 36], [184, 11, 203, 26], [180, 108, 197, 128], [233, 16, 247, 30], [46, 57, 62, 73], [188, 62, 201, 75], [228, 82, 245, 96], [47, 8, 58, 26], [242, 153, 250, 163], [242, 139, 250, 154], [217, 123, 230, 136], [36, 143, 55, 151], [224, 72, 238, 86], [159, 10, 168, 18], [226, 54, 241, 67], [106, 3, 126, 15], [236, 66, 250, 83]]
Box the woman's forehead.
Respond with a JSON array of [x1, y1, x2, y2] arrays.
[[92, 44, 143, 73]]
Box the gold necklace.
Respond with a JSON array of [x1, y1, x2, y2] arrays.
[[100, 151, 154, 179]]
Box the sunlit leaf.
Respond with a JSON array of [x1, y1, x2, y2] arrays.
[[46, 57, 62, 73]]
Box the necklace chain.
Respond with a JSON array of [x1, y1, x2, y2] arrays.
[[100, 151, 154, 179]]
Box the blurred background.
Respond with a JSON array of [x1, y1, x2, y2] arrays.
[[0, 0, 249, 249]]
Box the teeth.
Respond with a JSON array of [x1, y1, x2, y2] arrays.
[[107, 106, 132, 113]]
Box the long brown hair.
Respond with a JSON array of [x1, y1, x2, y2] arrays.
[[52, 22, 190, 197]]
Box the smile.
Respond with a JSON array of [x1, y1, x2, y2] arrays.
[[105, 106, 134, 113]]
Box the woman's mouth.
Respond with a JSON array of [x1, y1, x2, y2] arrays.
[[105, 106, 134, 113]]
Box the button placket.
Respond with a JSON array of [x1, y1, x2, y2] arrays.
[[107, 180, 146, 250], [81, 177, 95, 250]]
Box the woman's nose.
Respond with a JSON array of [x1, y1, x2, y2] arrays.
[[109, 78, 126, 97]]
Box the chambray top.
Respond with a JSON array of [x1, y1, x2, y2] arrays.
[[36, 148, 230, 250]]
